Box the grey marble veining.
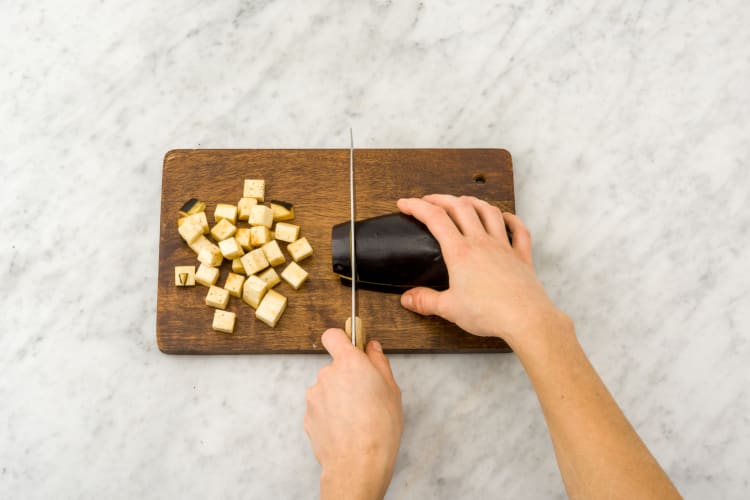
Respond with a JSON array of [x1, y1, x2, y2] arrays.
[[1, 1, 749, 498]]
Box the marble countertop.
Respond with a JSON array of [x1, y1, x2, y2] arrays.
[[2, 1, 748, 498]]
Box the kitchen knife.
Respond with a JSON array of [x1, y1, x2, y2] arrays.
[[345, 129, 365, 351]]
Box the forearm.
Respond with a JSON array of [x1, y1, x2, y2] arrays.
[[507, 314, 681, 500]]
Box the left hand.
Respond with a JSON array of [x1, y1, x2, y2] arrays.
[[305, 329, 403, 500]]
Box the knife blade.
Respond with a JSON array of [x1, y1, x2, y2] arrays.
[[345, 128, 365, 350]]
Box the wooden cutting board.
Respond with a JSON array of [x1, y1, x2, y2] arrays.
[[157, 149, 514, 354]]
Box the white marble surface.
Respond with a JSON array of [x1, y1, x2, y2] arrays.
[[1, 1, 748, 498]]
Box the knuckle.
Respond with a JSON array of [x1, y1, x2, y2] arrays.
[[425, 204, 446, 218], [412, 291, 428, 312], [316, 366, 331, 383], [339, 352, 360, 369], [417, 291, 442, 316], [457, 196, 474, 208], [475, 233, 495, 247], [412, 293, 424, 311], [305, 386, 316, 404], [452, 240, 472, 258]]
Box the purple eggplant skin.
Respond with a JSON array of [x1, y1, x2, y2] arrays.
[[331, 213, 449, 293]]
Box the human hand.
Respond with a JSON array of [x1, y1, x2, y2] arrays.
[[397, 195, 566, 348], [305, 329, 403, 500]]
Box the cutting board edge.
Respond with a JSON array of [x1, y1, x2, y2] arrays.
[[156, 346, 513, 355]]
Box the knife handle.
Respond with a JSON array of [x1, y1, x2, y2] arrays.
[[345, 316, 365, 351]]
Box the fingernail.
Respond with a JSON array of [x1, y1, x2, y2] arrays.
[[371, 340, 383, 352], [401, 294, 412, 308]]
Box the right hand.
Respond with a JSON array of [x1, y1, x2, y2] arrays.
[[305, 329, 403, 500], [397, 195, 566, 347]]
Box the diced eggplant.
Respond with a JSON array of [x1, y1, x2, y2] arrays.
[[205, 285, 230, 309], [179, 198, 206, 216], [331, 213, 448, 292], [287, 237, 313, 262], [243, 179, 265, 201], [195, 264, 220, 287], [269, 200, 295, 221], [223, 272, 245, 298], [255, 289, 287, 327], [212, 309, 236, 334], [174, 265, 196, 286]]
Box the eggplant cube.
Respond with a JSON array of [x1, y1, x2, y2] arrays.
[[178, 219, 203, 244], [192, 211, 210, 233], [235, 228, 252, 250], [270, 200, 294, 221], [261, 240, 286, 267], [243, 179, 265, 201], [219, 238, 244, 260], [250, 226, 272, 247], [179, 212, 209, 234], [274, 222, 300, 243], [287, 237, 313, 262], [195, 264, 220, 287], [280, 261, 308, 290], [224, 272, 246, 298], [214, 203, 238, 225], [240, 248, 270, 275], [174, 265, 196, 286], [249, 205, 274, 228], [212, 309, 236, 334], [255, 289, 287, 328], [205, 285, 230, 309], [257, 267, 281, 288], [237, 197, 258, 221], [210, 219, 237, 241], [242, 275, 268, 308], [188, 235, 212, 255], [179, 198, 206, 217], [198, 246, 223, 267], [231, 258, 245, 274]]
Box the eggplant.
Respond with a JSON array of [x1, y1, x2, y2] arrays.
[[331, 213, 449, 292]]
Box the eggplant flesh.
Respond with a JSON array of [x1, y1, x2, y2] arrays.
[[332, 213, 449, 293]]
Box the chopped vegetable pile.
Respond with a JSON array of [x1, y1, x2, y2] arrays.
[[174, 180, 312, 334]]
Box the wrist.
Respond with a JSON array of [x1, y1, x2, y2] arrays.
[[320, 458, 393, 500], [501, 307, 576, 354]]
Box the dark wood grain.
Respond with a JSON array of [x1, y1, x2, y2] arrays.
[[156, 149, 514, 354]]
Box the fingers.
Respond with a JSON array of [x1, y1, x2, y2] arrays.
[[321, 328, 355, 360], [401, 286, 446, 319], [366, 340, 398, 389], [503, 212, 533, 265], [422, 194, 485, 237], [466, 197, 509, 243], [397, 197, 463, 253], [399, 195, 529, 264]]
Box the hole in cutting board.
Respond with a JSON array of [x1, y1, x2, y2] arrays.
[[473, 174, 487, 184]]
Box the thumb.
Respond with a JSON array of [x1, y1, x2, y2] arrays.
[[321, 328, 355, 360], [401, 287, 444, 317], [366, 340, 397, 386]]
